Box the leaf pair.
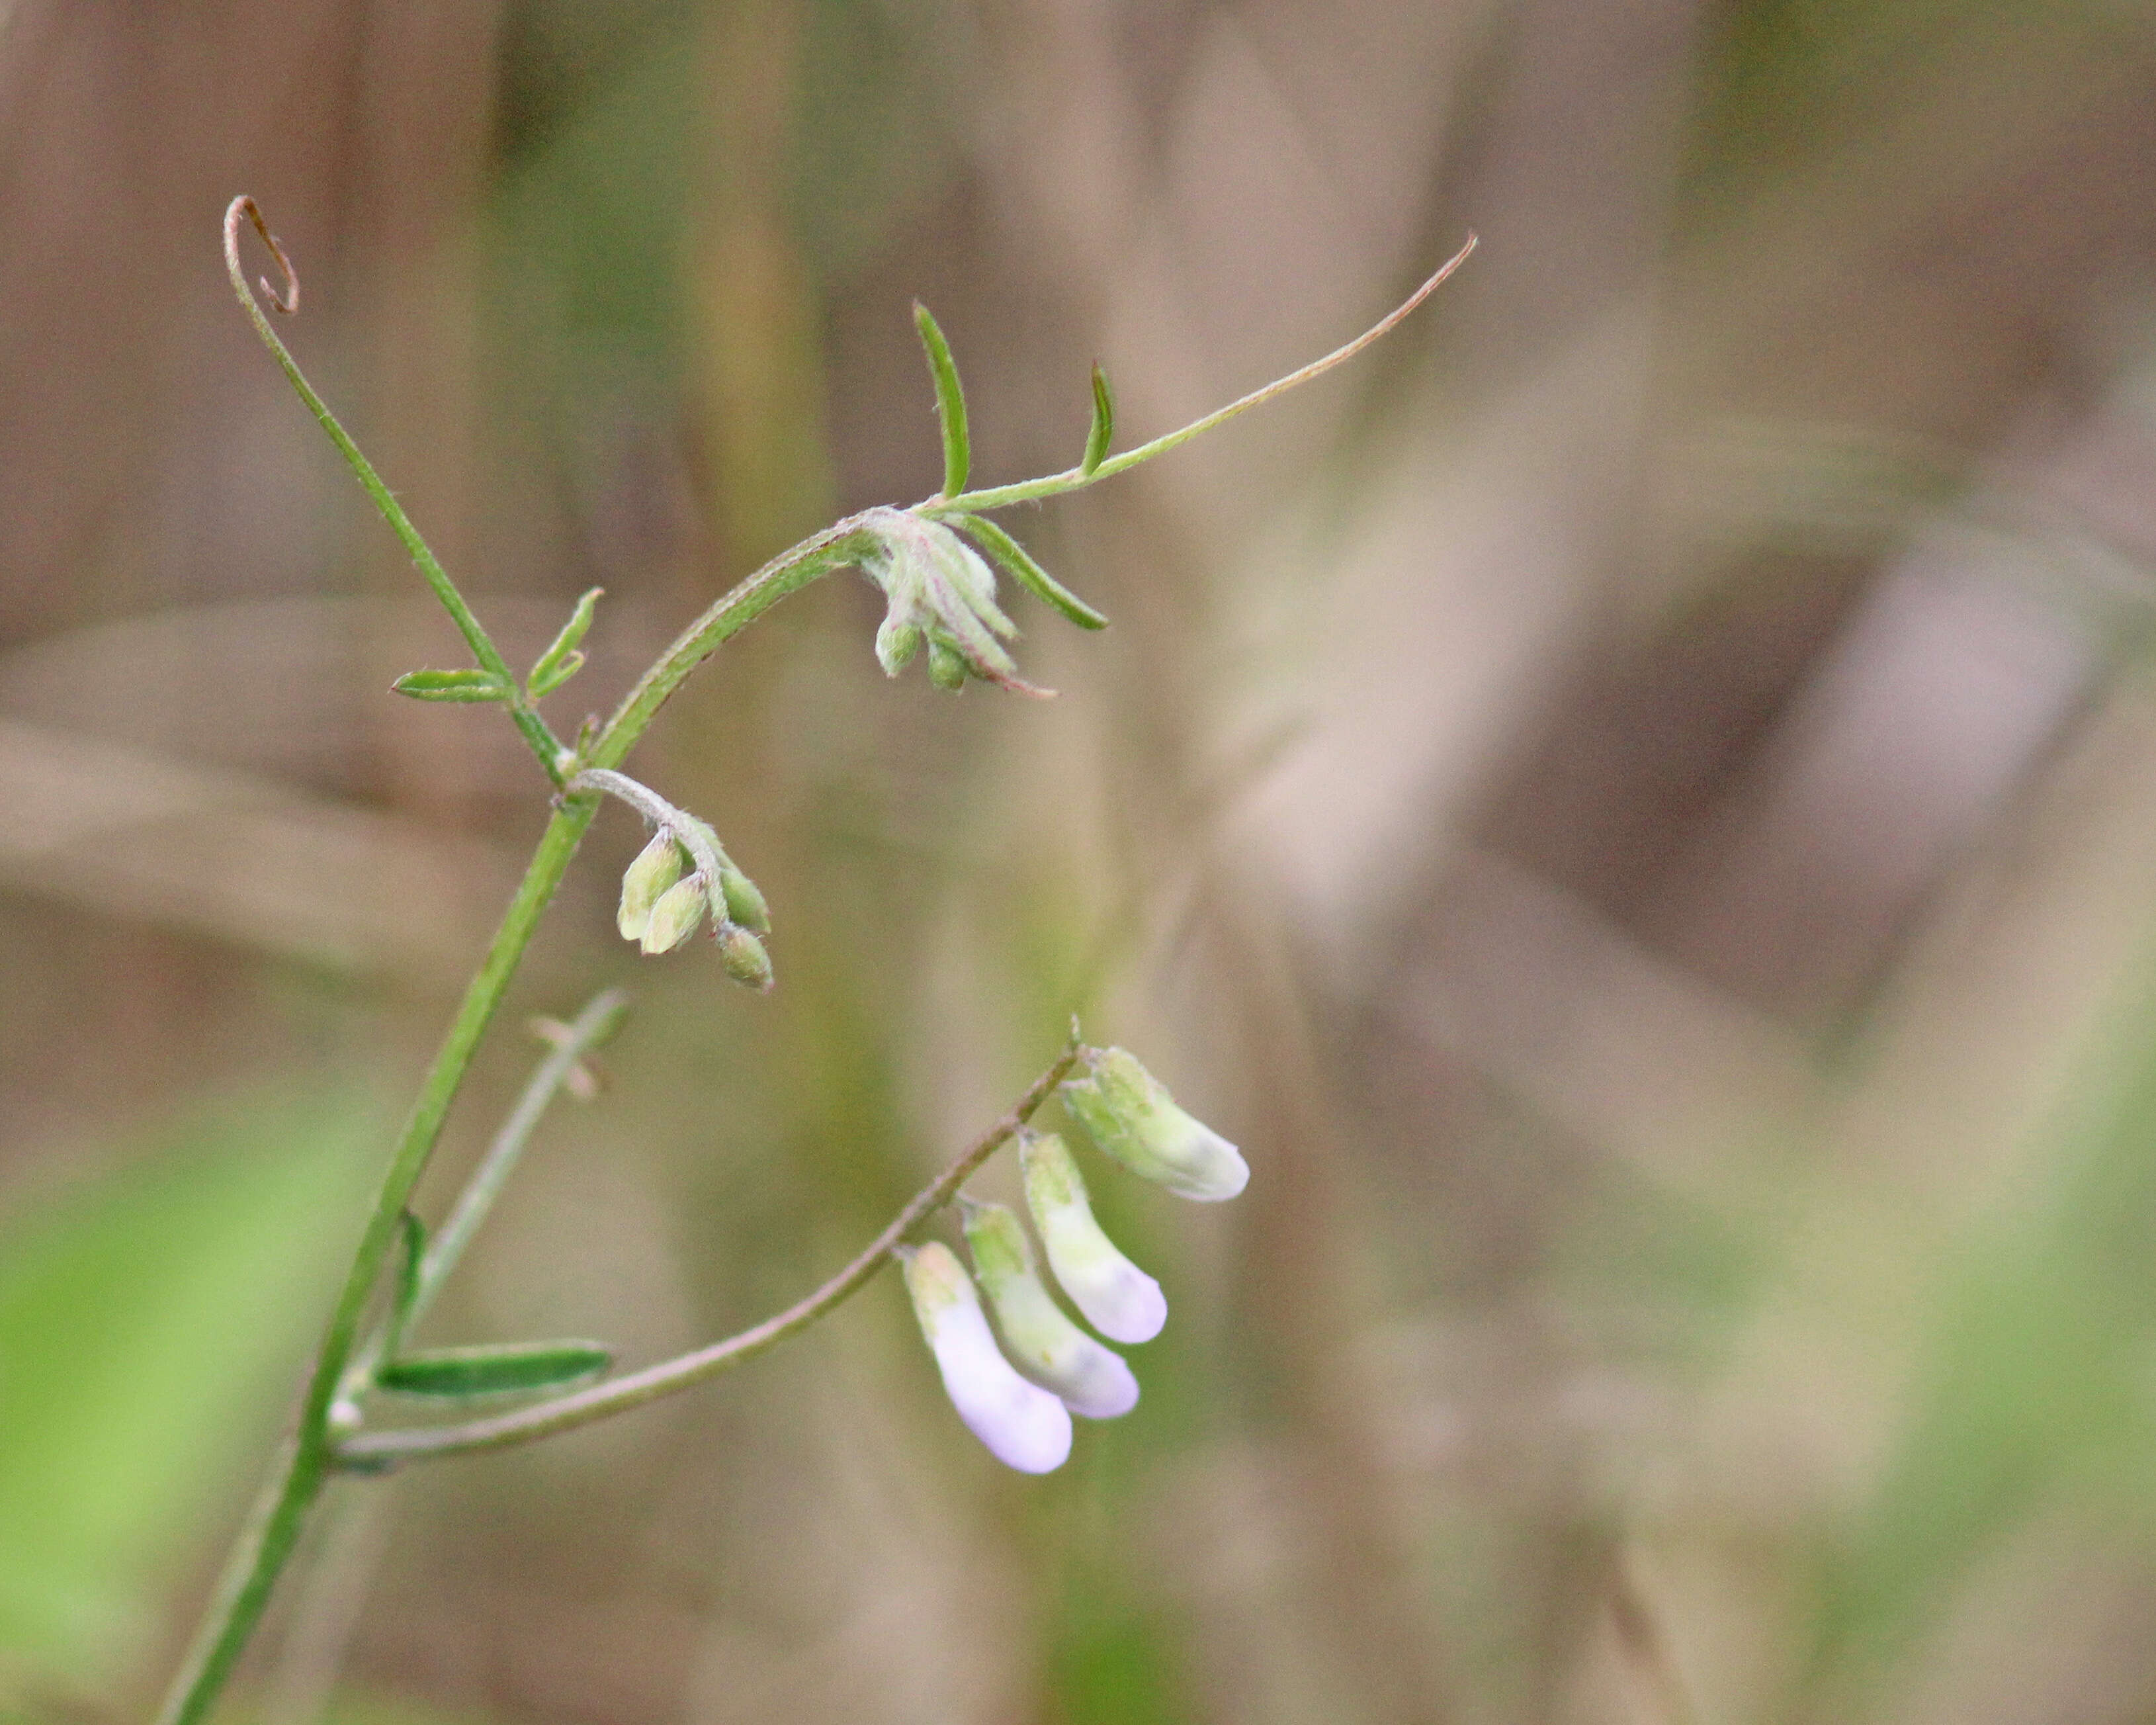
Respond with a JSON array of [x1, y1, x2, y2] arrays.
[[912, 302, 1116, 491], [391, 588, 602, 705]]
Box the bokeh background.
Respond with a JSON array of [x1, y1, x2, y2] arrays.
[[9, 1, 2156, 1720]]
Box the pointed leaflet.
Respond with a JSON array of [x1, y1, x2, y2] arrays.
[[953, 513, 1107, 630], [529, 586, 602, 697], [1082, 363, 1114, 476], [390, 668, 512, 703], [385, 1209, 426, 1360], [376, 1339, 613, 1397], [913, 302, 971, 499]]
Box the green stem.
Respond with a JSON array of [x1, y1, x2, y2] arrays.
[[927, 232, 1476, 515], [584, 518, 877, 770], [153, 795, 599, 1724], [334, 1041, 1081, 1470], [222, 199, 566, 783], [155, 497, 865, 1719]]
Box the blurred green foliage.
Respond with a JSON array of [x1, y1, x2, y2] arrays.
[[0, 1094, 379, 1701]]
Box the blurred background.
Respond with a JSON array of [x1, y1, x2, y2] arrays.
[[9, 0, 2156, 1720]]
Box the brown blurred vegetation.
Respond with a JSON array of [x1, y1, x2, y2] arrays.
[[9, 0, 2156, 1721]]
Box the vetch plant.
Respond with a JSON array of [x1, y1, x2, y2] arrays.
[[153, 197, 1473, 1724]]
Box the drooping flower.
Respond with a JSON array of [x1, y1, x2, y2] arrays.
[[617, 831, 686, 942], [1019, 1131, 1168, 1345], [1059, 1047, 1248, 1202], [901, 1241, 1072, 1473], [963, 1200, 1138, 1419], [858, 508, 1047, 696]]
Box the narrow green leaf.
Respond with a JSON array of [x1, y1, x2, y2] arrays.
[[1082, 363, 1114, 476], [529, 586, 602, 697], [528, 649, 586, 698], [390, 668, 511, 703], [954, 514, 1109, 631], [914, 301, 970, 498], [376, 1339, 612, 1398]]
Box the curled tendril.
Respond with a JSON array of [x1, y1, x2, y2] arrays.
[[224, 195, 298, 316]]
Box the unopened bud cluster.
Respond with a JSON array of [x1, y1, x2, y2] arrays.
[[902, 1047, 1244, 1472], [615, 820, 773, 991]]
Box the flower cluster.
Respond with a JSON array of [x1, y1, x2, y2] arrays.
[[614, 815, 773, 991], [902, 1047, 1246, 1472], [859, 508, 1043, 695]]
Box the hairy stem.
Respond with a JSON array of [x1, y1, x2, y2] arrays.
[[334, 1041, 1082, 1470]]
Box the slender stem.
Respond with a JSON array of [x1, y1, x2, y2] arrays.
[[334, 1042, 1082, 1470], [152, 796, 600, 1725], [927, 233, 1477, 516], [584, 518, 877, 770], [568, 768, 681, 830], [155, 517, 884, 1721], [222, 199, 566, 783]]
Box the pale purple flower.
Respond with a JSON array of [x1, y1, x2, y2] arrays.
[[901, 1242, 1071, 1473], [1020, 1131, 1168, 1345], [963, 1200, 1139, 1419]]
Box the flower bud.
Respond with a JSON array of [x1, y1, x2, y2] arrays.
[[859, 507, 1047, 695], [927, 638, 969, 690], [617, 832, 685, 942], [1060, 1047, 1248, 1202], [1020, 1132, 1167, 1344], [716, 924, 774, 991], [875, 616, 924, 676], [716, 861, 770, 934], [902, 1242, 1072, 1473], [963, 1201, 1139, 1419], [639, 873, 707, 953]]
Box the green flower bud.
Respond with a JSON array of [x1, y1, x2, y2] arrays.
[[716, 861, 770, 934], [1021, 1131, 1167, 1343], [617, 831, 685, 942], [1060, 1047, 1248, 1202], [640, 873, 707, 953], [963, 1200, 1138, 1419], [876, 617, 924, 675], [717, 924, 774, 991], [858, 507, 1048, 696], [927, 637, 969, 690]]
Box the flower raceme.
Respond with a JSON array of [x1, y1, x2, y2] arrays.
[[903, 1048, 1242, 1472], [861, 508, 1044, 695], [586, 772, 774, 989]]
